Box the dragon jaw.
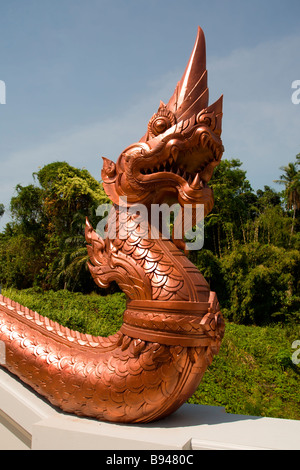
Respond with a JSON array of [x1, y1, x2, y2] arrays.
[[101, 26, 224, 209]]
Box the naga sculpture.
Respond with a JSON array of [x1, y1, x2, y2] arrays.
[[0, 27, 225, 423]]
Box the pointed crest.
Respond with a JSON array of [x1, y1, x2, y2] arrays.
[[167, 26, 208, 121], [140, 26, 222, 144]]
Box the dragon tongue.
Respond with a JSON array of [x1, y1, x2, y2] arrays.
[[190, 173, 202, 190]]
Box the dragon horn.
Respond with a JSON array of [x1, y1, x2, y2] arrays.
[[167, 26, 209, 120]]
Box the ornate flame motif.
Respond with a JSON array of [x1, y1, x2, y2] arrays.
[[0, 27, 225, 423]]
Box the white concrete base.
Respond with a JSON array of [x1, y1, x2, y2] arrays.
[[0, 366, 299, 450]]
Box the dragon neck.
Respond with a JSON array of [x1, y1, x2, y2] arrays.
[[87, 201, 210, 305]]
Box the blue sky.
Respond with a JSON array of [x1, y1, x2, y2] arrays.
[[1, 0, 300, 229]]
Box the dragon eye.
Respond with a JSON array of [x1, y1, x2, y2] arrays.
[[152, 117, 171, 135], [147, 104, 176, 138]]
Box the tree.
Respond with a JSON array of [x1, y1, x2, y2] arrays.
[[252, 186, 290, 247], [274, 157, 300, 236], [0, 161, 110, 291], [256, 185, 281, 210], [204, 159, 255, 255], [34, 162, 110, 290], [0, 204, 4, 218], [34, 161, 109, 237], [220, 243, 300, 325], [10, 184, 45, 239]]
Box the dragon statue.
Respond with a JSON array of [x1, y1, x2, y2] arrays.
[[0, 27, 225, 424]]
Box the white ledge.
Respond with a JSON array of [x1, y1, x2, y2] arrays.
[[0, 366, 299, 450]]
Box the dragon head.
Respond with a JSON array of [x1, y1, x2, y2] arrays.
[[101, 27, 223, 216]]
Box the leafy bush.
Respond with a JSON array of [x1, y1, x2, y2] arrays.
[[188, 322, 300, 420], [220, 243, 300, 325], [0, 234, 44, 289], [189, 249, 229, 304], [3, 287, 126, 337]]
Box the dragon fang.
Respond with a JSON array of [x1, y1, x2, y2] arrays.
[[0, 27, 225, 424]]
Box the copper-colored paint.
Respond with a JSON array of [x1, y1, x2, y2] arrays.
[[0, 27, 224, 423]]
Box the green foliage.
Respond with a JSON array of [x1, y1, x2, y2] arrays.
[[188, 153, 300, 325], [189, 249, 228, 304], [220, 243, 300, 324], [0, 204, 4, 218], [204, 159, 254, 254], [0, 161, 110, 291], [188, 322, 300, 420], [34, 161, 108, 236], [10, 184, 44, 228], [0, 234, 44, 289], [274, 157, 300, 236], [3, 287, 125, 337], [189, 243, 300, 325], [253, 205, 292, 247], [207, 160, 297, 253]]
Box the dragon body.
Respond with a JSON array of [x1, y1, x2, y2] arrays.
[[0, 27, 225, 423]]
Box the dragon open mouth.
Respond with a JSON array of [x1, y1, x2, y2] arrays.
[[139, 129, 223, 189], [139, 154, 207, 188]]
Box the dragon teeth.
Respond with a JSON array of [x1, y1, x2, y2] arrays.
[[190, 173, 202, 190], [171, 147, 179, 162]]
